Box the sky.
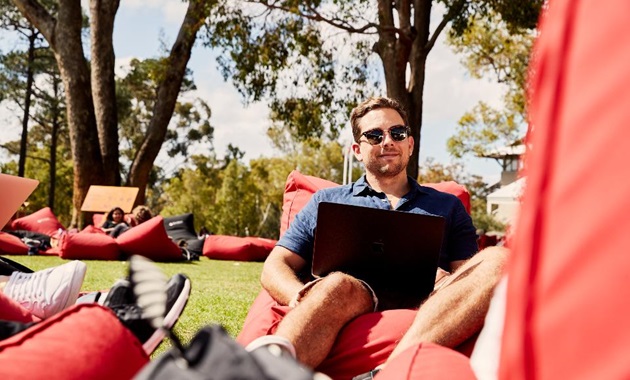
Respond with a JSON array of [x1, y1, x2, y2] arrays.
[[1, 1, 508, 184]]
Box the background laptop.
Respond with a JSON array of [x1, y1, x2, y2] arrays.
[[312, 202, 445, 309], [0, 173, 39, 229]]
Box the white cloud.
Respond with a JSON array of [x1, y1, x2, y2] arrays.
[[120, 0, 187, 25]]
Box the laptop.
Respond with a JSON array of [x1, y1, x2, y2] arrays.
[[0, 173, 39, 229], [312, 202, 446, 309]]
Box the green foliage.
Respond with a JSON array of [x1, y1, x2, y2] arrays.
[[417, 157, 505, 232], [447, 12, 534, 159], [202, 0, 379, 144], [159, 139, 345, 239], [117, 58, 213, 168]]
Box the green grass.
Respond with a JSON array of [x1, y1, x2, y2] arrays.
[[9, 255, 264, 356]]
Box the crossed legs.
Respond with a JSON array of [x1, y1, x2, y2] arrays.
[[272, 246, 508, 369]]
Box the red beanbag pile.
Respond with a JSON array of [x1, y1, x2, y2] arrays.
[[203, 235, 277, 262], [11, 207, 65, 236]]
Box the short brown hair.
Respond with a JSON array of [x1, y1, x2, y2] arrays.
[[132, 205, 153, 225], [350, 97, 409, 142]]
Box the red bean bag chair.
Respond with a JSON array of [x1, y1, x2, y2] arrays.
[[116, 216, 182, 262], [500, 2, 630, 379], [11, 207, 65, 236], [0, 304, 148, 379], [58, 228, 122, 261], [0, 232, 28, 255], [377, 342, 476, 380], [237, 170, 475, 379], [280, 171, 338, 236], [203, 235, 277, 262]]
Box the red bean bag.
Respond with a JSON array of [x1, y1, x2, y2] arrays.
[[0, 304, 148, 379], [58, 230, 121, 261], [116, 216, 182, 262], [500, 2, 630, 379], [0, 291, 38, 323], [280, 170, 338, 236], [377, 342, 476, 380], [0, 232, 28, 255], [203, 235, 277, 262], [11, 207, 65, 236]]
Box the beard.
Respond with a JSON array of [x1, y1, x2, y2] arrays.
[[365, 152, 409, 178]]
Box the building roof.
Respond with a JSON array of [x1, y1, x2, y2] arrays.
[[487, 177, 526, 202], [480, 144, 526, 159]]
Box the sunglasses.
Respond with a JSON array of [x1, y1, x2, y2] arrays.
[[360, 125, 411, 145]]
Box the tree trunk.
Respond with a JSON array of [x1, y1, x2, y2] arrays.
[[12, 0, 105, 228], [90, 0, 121, 186], [48, 75, 61, 210], [18, 27, 37, 178], [128, 0, 211, 204]]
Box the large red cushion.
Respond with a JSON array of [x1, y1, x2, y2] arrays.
[[500, 2, 630, 380], [0, 304, 148, 379], [116, 216, 182, 261], [236, 289, 416, 380], [0, 232, 28, 255], [59, 230, 121, 260], [377, 342, 475, 380], [0, 291, 37, 323], [203, 235, 277, 262], [280, 171, 338, 236], [11, 207, 65, 236]]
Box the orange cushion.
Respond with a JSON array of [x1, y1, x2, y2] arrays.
[[116, 216, 182, 261], [0, 232, 28, 255], [0, 304, 148, 379], [203, 235, 277, 262], [501, 2, 630, 379], [0, 291, 37, 323], [280, 170, 338, 236], [59, 230, 121, 261], [11, 207, 65, 236]]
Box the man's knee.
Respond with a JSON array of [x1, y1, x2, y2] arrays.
[[316, 272, 373, 306]]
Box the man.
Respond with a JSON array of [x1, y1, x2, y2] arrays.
[[255, 96, 507, 377]]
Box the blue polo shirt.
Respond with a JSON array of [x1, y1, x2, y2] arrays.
[[277, 175, 478, 271]]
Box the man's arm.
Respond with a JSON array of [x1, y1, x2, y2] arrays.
[[260, 246, 308, 306]]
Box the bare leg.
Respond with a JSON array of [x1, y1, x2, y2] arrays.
[[385, 246, 508, 364], [274, 272, 374, 368]]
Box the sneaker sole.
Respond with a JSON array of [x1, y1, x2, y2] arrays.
[[142, 276, 191, 354]]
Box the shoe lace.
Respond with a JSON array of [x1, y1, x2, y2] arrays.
[[11, 268, 50, 310]]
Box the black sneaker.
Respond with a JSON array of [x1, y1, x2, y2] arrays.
[[0, 256, 33, 275], [103, 273, 191, 355]]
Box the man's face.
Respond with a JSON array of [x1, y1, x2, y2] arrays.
[[352, 108, 413, 178]]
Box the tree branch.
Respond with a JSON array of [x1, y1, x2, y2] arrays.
[[10, 0, 56, 46], [425, 0, 467, 53], [250, 0, 383, 35]]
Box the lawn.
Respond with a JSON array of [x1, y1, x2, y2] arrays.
[[9, 255, 264, 356]]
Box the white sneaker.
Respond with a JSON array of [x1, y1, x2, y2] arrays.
[[3, 260, 87, 319]]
